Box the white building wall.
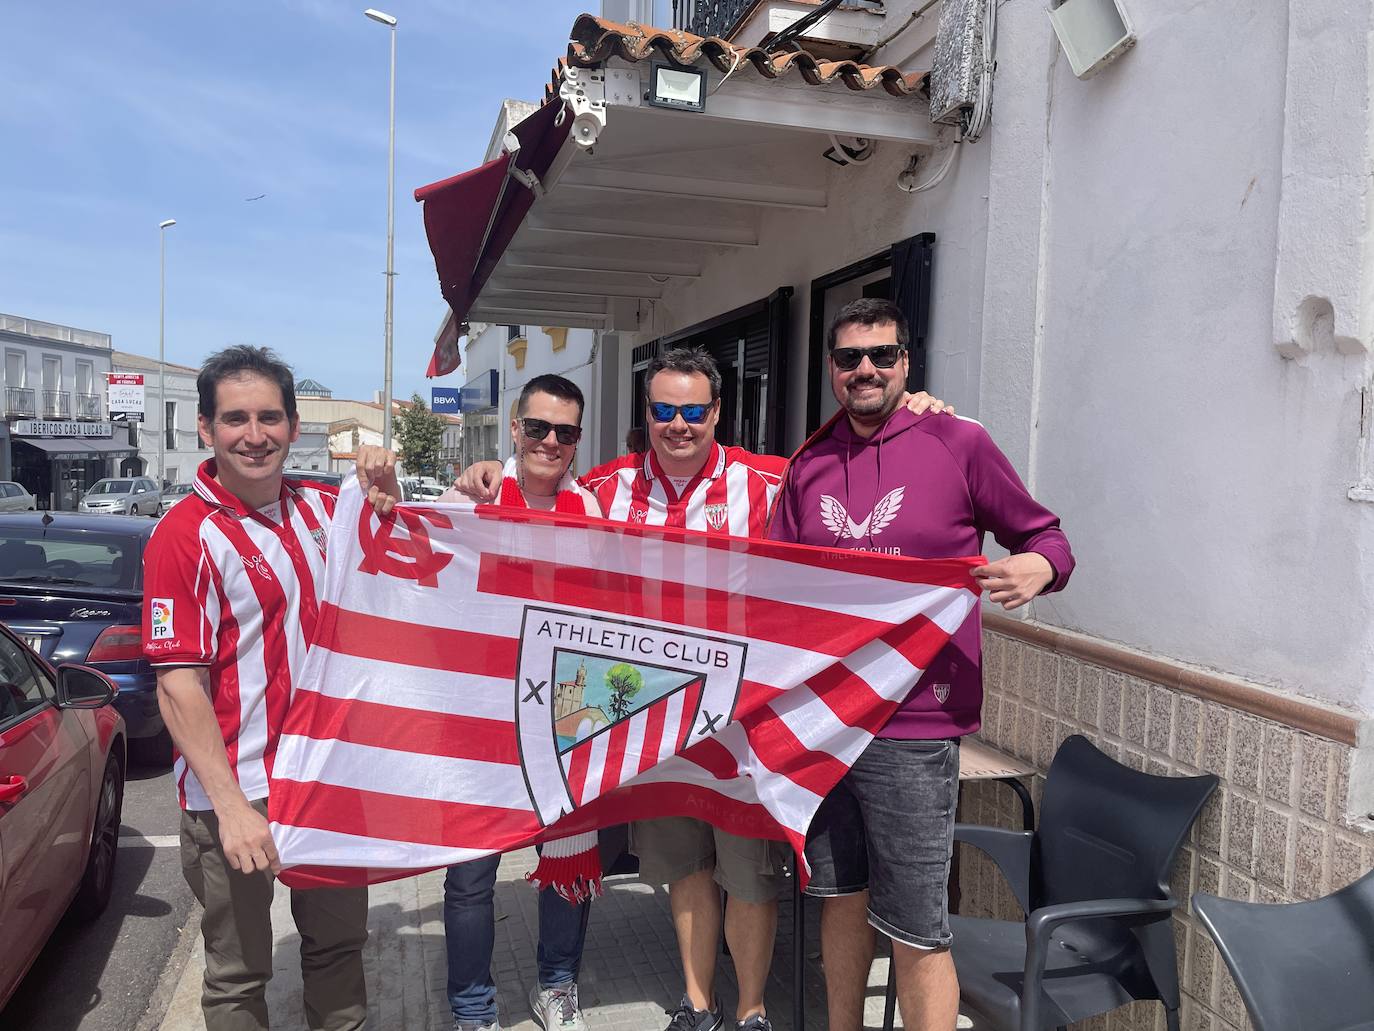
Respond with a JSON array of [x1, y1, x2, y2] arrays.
[[111, 352, 203, 485], [607, 0, 1374, 716]]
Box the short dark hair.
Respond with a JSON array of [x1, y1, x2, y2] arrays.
[[826, 297, 910, 352], [197, 345, 297, 422], [644, 347, 721, 403], [518, 373, 584, 421]]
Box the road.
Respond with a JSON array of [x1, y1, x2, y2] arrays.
[[2, 759, 197, 1031]]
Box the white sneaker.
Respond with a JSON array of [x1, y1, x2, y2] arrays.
[[530, 983, 588, 1030]]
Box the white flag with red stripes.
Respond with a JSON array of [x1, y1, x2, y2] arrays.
[[269, 481, 982, 887]]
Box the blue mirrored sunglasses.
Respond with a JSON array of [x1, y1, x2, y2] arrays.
[[648, 401, 712, 424]]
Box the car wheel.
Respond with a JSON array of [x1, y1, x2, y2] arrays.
[[70, 753, 123, 922], [131, 727, 173, 766]]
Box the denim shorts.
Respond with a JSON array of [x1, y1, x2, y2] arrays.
[[803, 737, 960, 949]]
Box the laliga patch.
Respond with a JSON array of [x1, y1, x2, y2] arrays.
[[151, 598, 175, 640]]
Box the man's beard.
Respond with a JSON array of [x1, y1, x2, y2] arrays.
[[843, 377, 899, 418]]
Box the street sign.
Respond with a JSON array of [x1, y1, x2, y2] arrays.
[[108, 372, 145, 423], [431, 388, 462, 414], [459, 369, 499, 411]]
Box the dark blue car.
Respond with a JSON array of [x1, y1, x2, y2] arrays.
[[0, 512, 167, 763]]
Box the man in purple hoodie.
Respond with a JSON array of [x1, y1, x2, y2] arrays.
[[768, 298, 1074, 1031]]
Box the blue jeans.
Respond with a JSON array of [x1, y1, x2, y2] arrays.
[[443, 855, 591, 1024]]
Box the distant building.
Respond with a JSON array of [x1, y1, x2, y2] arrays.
[[296, 378, 332, 399], [0, 313, 133, 509], [552, 659, 610, 742], [111, 350, 203, 486]]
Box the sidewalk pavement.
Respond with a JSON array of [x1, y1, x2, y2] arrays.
[[158, 848, 908, 1030]]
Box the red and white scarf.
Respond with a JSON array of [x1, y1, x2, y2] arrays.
[[494, 455, 603, 900], [496, 455, 590, 516]]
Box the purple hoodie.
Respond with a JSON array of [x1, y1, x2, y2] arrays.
[[768, 408, 1074, 740]]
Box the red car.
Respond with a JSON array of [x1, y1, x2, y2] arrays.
[[0, 622, 124, 1011]]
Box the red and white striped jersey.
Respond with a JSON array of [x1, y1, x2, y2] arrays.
[[580, 443, 785, 537], [142, 460, 337, 811]]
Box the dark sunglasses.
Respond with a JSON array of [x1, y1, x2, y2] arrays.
[[829, 344, 904, 372], [648, 401, 713, 424], [519, 417, 582, 445]]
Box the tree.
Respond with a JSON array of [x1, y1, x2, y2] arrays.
[[605, 662, 644, 721], [395, 393, 445, 478]]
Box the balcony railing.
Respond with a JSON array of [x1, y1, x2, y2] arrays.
[[6, 387, 35, 419], [678, 0, 756, 38], [42, 390, 71, 419], [74, 392, 101, 420]]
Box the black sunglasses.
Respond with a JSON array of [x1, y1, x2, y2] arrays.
[[519, 417, 582, 446], [829, 344, 904, 372], [648, 401, 713, 424]]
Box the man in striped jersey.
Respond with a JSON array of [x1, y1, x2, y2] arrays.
[[455, 348, 953, 1031], [142, 346, 400, 1031]]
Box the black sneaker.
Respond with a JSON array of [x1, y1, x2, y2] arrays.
[[736, 1016, 772, 1031], [663, 995, 724, 1031]]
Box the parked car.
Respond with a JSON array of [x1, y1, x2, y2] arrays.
[[78, 476, 162, 517], [159, 482, 194, 515], [284, 468, 342, 488], [0, 624, 124, 1011], [0, 513, 166, 763], [0, 482, 36, 513]]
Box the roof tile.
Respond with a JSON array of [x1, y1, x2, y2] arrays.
[[560, 14, 926, 100]]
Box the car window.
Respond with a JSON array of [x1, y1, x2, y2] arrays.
[[0, 632, 50, 727], [8, 484, 22, 498], [0, 530, 140, 589], [88, 479, 133, 495]]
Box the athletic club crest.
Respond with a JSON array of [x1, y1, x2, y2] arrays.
[[933, 682, 951, 705], [514, 606, 748, 826], [311, 526, 328, 556], [704, 503, 729, 531]]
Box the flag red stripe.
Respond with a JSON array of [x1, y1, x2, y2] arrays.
[[677, 679, 702, 750], [679, 736, 739, 780], [281, 690, 520, 766], [738, 703, 851, 798], [472, 505, 983, 590], [271, 778, 541, 851], [879, 612, 965, 670], [318, 602, 518, 679], [638, 694, 667, 775], [477, 555, 893, 657], [805, 663, 893, 735], [737, 679, 787, 719], [565, 740, 592, 805], [598, 720, 631, 798]]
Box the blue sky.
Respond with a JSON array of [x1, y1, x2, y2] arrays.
[[0, 1, 612, 402]]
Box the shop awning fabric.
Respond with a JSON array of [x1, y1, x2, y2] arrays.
[[16, 437, 138, 461], [414, 15, 939, 377], [415, 101, 570, 377]]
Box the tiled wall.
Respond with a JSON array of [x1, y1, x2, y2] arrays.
[[955, 631, 1374, 1031]]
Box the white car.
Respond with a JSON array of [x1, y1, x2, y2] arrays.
[[78, 477, 162, 517], [0, 481, 37, 513], [159, 482, 194, 515]]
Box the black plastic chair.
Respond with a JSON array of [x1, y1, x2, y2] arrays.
[[950, 734, 1218, 1031], [1193, 868, 1374, 1031]]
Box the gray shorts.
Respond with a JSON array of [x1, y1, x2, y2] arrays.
[[630, 816, 787, 903], [803, 737, 960, 949]]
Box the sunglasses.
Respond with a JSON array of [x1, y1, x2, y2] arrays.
[[519, 417, 582, 446], [648, 401, 713, 424], [829, 344, 904, 372]]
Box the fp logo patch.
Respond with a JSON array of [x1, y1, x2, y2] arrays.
[[513, 606, 748, 827], [150, 598, 174, 639]]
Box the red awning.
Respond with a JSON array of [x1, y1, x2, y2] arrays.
[[415, 100, 570, 378]]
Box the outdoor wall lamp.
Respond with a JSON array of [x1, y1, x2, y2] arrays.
[[1048, 0, 1135, 79]]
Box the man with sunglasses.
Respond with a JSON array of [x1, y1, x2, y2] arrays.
[[768, 298, 1075, 1031], [435, 374, 598, 1031], [453, 348, 953, 1031]]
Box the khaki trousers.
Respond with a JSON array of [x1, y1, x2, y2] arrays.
[[180, 801, 369, 1031]]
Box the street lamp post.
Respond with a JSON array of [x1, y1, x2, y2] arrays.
[[158, 218, 176, 485], [365, 8, 397, 450]]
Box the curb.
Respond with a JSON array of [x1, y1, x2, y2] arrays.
[[155, 903, 206, 1031]]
